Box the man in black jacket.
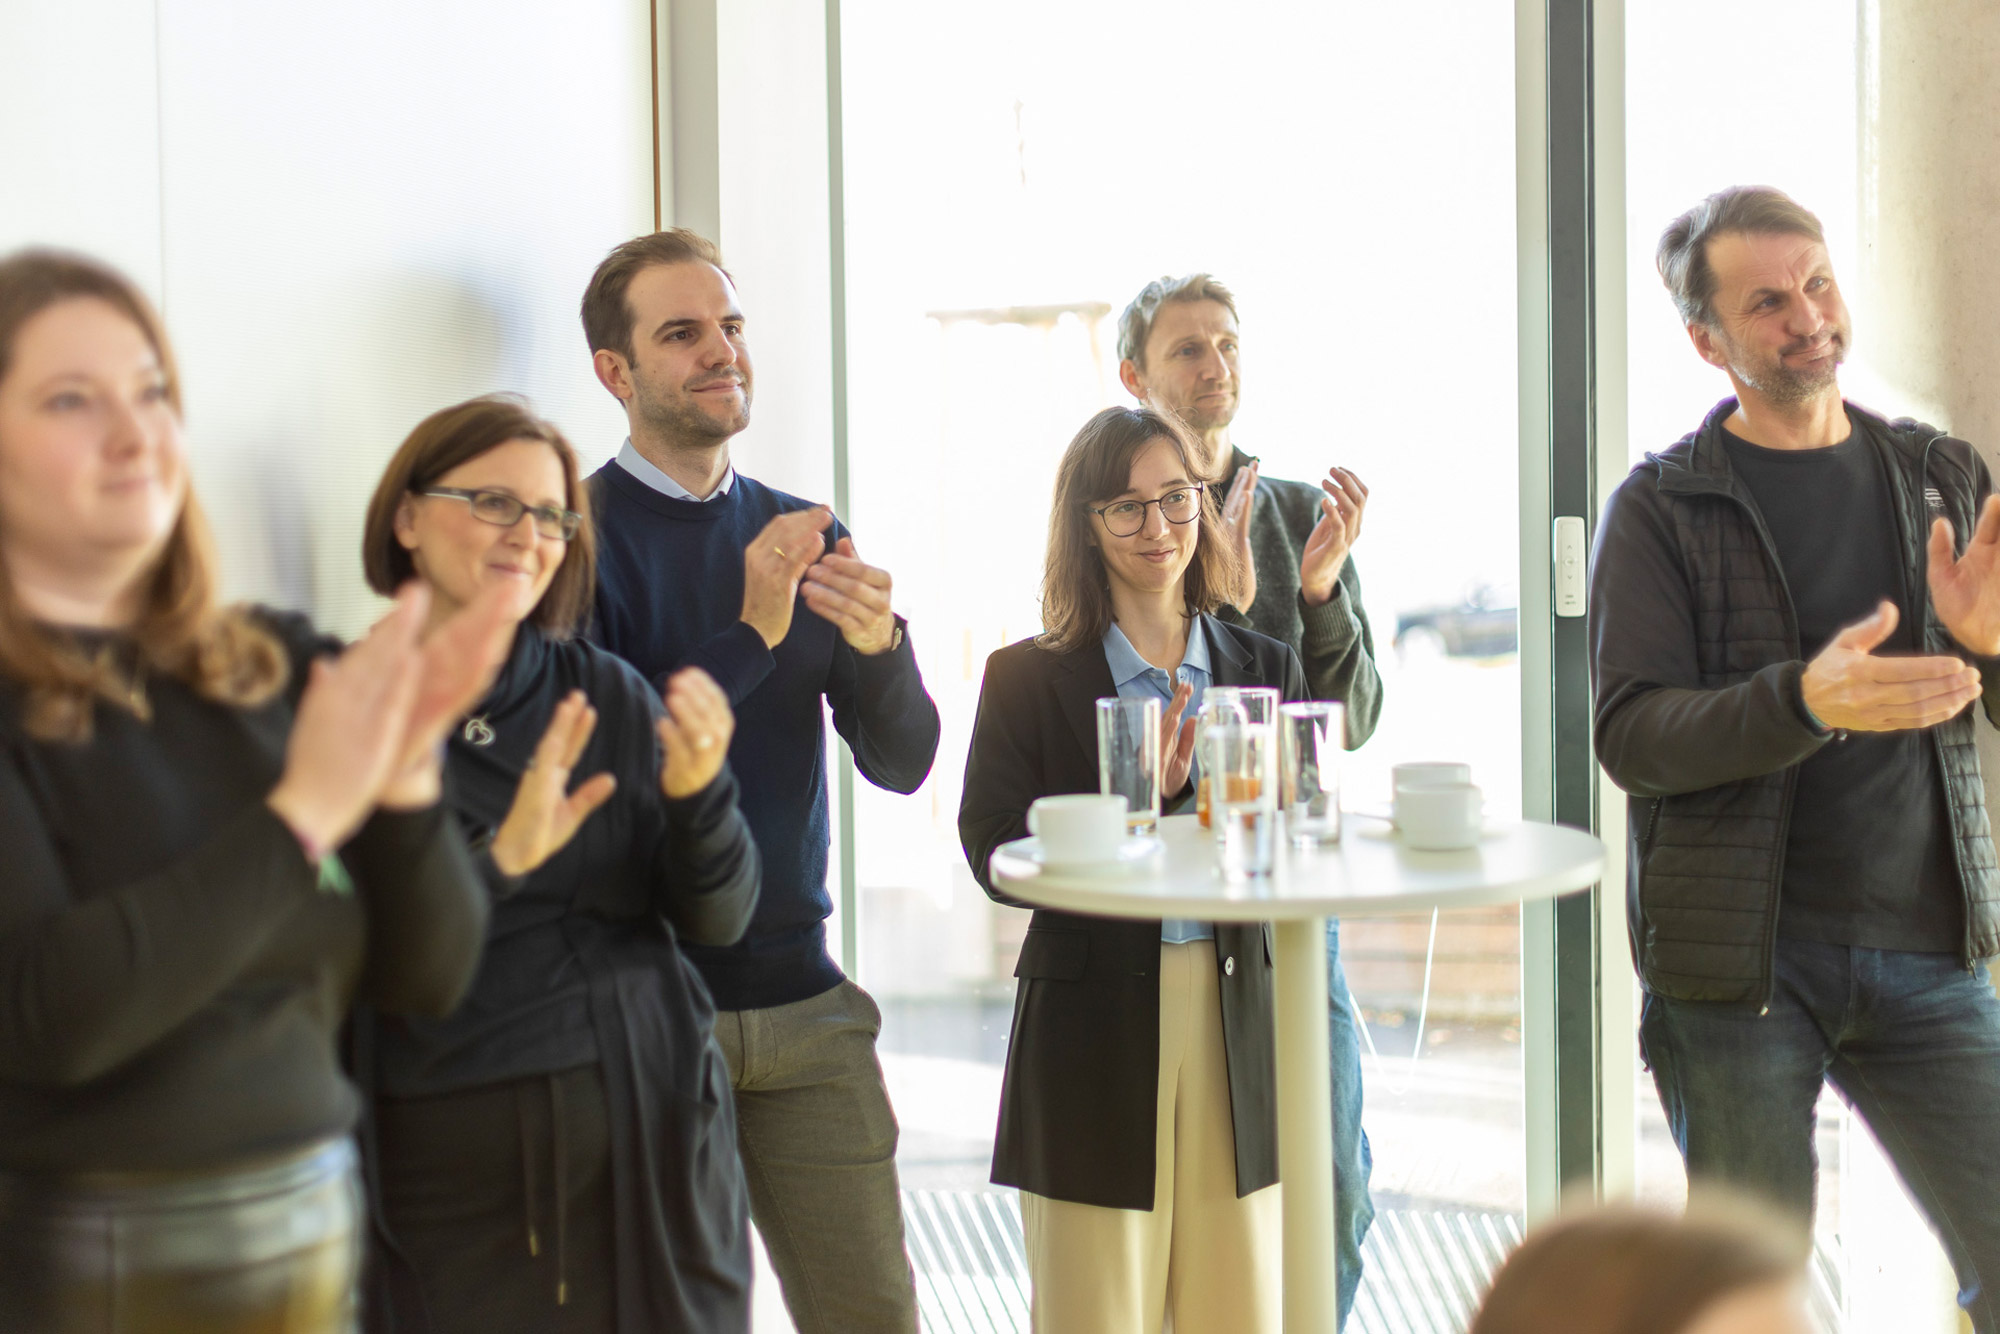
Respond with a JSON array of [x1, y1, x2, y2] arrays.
[[1591, 185, 2000, 1330]]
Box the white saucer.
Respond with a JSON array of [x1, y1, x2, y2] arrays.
[[1352, 820, 1504, 848], [1010, 834, 1165, 873]]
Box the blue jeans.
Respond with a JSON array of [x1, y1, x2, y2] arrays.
[[1641, 938, 2000, 1333], [1328, 919, 1374, 1330]]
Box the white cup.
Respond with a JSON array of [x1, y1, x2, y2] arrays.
[[1392, 761, 1472, 794], [1391, 762, 1472, 828], [1027, 794, 1128, 866], [1395, 781, 1483, 850]]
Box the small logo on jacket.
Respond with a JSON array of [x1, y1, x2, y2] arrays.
[[1925, 487, 1946, 512]]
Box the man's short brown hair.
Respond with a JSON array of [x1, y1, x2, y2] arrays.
[[1657, 186, 1825, 330], [580, 229, 731, 363], [362, 394, 596, 638], [1116, 273, 1240, 368]]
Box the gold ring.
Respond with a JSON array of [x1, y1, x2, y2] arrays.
[[773, 545, 787, 559]]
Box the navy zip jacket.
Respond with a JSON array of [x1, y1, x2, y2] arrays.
[[586, 461, 941, 1011]]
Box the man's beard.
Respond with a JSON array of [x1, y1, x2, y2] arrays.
[[1172, 389, 1236, 434], [1724, 327, 1848, 406], [633, 375, 750, 445]]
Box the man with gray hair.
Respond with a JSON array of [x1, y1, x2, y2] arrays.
[[1118, 273, 1382, 1326], [1591, 185, 2000, 1329]]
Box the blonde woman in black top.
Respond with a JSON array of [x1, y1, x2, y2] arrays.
[[0, 250, 506, 1333]]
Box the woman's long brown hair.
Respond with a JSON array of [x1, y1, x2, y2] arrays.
[[0, 250, 285, 741]]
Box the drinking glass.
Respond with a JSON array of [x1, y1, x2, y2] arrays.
[[1204, 722, 1277, 879], [1195, 687, 1279, 828], [1096, 696, 1162, 834], [1279, 701, 1345, 846]]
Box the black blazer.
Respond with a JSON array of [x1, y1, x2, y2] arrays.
[[958, 614, 1308, 1209]]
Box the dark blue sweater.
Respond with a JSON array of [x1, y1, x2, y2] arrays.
[[587, 461, 941, 1010]]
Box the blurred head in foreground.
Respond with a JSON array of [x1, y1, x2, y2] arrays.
[[1469, 1194, 1812, 1334]]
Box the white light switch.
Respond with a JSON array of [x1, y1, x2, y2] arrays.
[[1554, 515, 1587, 618]]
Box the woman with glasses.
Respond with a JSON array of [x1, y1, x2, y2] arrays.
[[0, 250, 503, 1333], [959, 404, 1306, 1333], [353, 395, 760, 1333]]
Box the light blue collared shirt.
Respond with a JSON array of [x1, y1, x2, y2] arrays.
[[615, 438, 736, 501], [1103, 617, 1214, 945]]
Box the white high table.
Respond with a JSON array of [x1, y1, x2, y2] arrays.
[[990, 812, 1606, 1333]]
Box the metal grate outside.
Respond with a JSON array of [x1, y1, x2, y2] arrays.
[[903, 1192, 1848, 1334], [904, 1189, 1029, 1334], [1349, 1210, 1521, 1333]]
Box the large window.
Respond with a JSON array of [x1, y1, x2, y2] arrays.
[[840, 4, 1523, 1328]]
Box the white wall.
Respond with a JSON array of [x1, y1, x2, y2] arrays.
[[0, 0, 164, 295], [2, 0, 657, 635]]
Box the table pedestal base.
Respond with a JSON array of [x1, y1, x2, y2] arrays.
[[1274, 915, 1335, 1332]]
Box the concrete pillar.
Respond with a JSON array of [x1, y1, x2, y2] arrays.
[[1856, 5, 1999, 1330], [661, 0, 836, 506], [1860, 0, 2000, 909]]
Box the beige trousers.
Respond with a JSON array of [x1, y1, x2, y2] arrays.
[[1019, 941, 1282, 1334]]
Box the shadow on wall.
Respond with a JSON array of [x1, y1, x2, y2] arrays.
[[203, 265, 523, 636]]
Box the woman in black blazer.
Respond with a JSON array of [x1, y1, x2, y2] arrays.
[[959, 404, 1306, 1334]]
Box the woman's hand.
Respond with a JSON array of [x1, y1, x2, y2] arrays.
[[657, 668, 734, 799], [1160, 680, 1198, 798], [377, 750, 445, 811], [489, 691, 619, 876], [268, 585, 431, 855]]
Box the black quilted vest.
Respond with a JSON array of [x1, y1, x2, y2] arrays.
[[1628, 401, 2000, 1006]]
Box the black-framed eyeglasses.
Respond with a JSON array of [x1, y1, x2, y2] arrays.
[[419, 487, 583, 542], [1083, 483, 1205, 538]]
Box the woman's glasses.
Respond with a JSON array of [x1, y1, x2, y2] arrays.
[[1083, 483, 1205, 538], [419, 487, 582, 542]]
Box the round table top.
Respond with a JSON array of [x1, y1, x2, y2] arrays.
[[990, 813, 1606, 922]]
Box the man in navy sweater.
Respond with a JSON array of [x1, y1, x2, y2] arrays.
[[580, 229, 940, 1333]]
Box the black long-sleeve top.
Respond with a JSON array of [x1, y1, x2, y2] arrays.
[[371, 625, 760, 1097], [0, 612, 489, 1174]]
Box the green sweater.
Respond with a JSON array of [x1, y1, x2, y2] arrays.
[[1213, 446, 1384, 747]]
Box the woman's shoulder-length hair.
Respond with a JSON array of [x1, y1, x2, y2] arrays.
[[1038, 404, 1244, 653], [0, 248, 287, 742], [361, 394, 596, 639]]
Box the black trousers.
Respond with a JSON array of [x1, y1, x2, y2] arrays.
[[0, 1138, 361, 1334], [372, 1066, 616, 1334]]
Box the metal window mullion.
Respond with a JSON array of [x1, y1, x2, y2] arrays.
[[1521, 0, 1608, 1221], [826, 0, 859, 978], [1546, 0, 1603, 1199]]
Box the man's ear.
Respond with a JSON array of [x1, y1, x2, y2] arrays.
[[1687, 321, 1729, 372], [1117, 358, 1148, 403], [593, 347, 634, 402]]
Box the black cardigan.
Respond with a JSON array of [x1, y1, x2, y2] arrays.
[[360, 625, 761, 1334], [958, 614, 1306, 1209]]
